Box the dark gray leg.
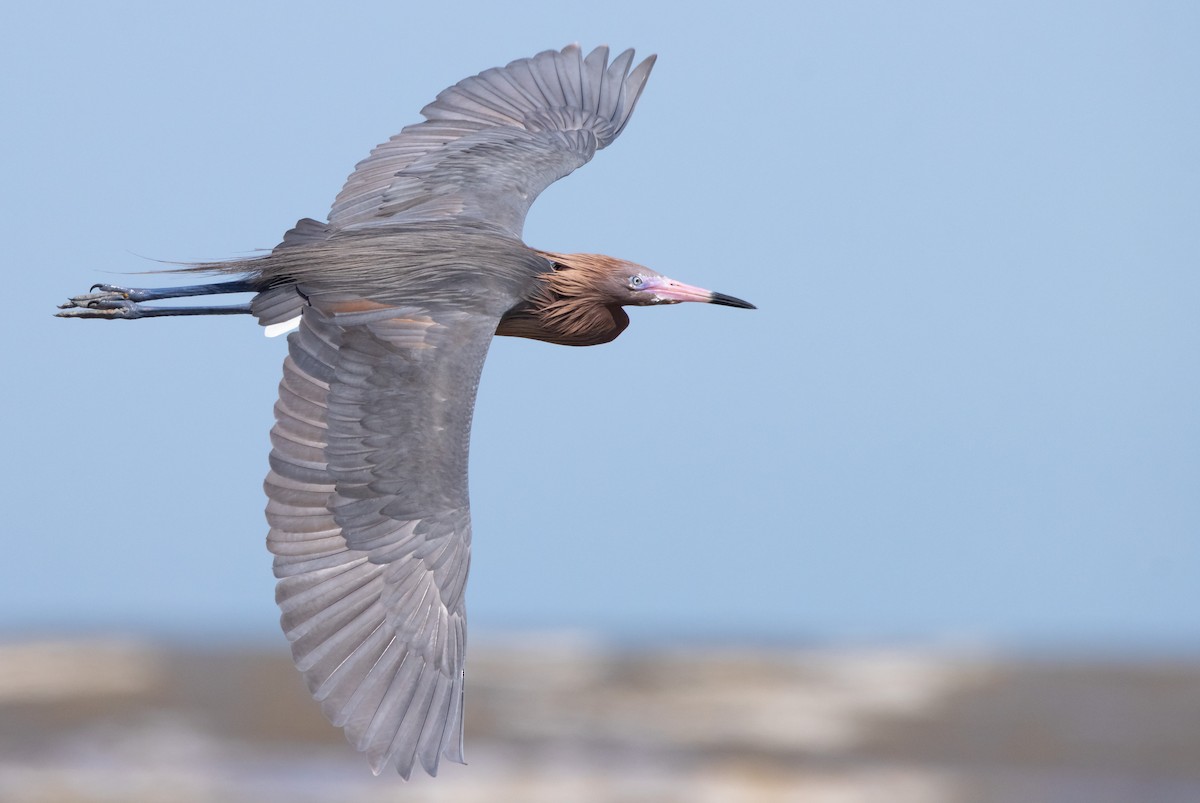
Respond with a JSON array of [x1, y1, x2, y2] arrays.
[[56, 279, 257, 320]]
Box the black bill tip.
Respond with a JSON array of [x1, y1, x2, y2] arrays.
[[709, 291, 756, 310]]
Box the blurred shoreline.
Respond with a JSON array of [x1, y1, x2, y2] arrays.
[[1, 635, 1197, 802]]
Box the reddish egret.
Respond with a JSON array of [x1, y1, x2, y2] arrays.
[[58, 44, 753, 778]]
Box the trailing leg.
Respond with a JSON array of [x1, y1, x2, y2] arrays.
[[56, 278, 257, 320]]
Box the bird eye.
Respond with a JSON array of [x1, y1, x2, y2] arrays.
[[628, 275, 645, 289]]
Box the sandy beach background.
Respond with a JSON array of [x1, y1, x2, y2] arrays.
[[1, 636, 1196, 802]]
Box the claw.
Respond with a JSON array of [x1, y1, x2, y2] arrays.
[[89, 283, 135, 297]]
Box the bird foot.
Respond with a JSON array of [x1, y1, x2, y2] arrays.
[[57, 285, 149, 319], [56, 298, 147, 320], [62, 283, 156, 304]]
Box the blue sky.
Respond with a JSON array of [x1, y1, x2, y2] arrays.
[[4, 2, 1197, 651]]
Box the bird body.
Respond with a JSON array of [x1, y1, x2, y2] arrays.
[[58, 44, 753, 779]]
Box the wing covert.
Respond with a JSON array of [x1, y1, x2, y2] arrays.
[[328, 44, 655, 236]]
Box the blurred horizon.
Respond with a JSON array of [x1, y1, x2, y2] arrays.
[[5, 622, 1198, 663]]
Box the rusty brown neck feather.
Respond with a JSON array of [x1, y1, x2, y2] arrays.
[[495, 251, 631, 347]]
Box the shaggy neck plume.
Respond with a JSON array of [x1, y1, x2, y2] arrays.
[[495, 251, 631, 346]]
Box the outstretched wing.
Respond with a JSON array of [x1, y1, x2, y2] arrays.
[[328, 44, 656, 237], [265, 299, 500, 778]]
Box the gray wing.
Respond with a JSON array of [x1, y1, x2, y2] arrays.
[[266, 298, 499, 778], [328, 44, 655, 237]]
